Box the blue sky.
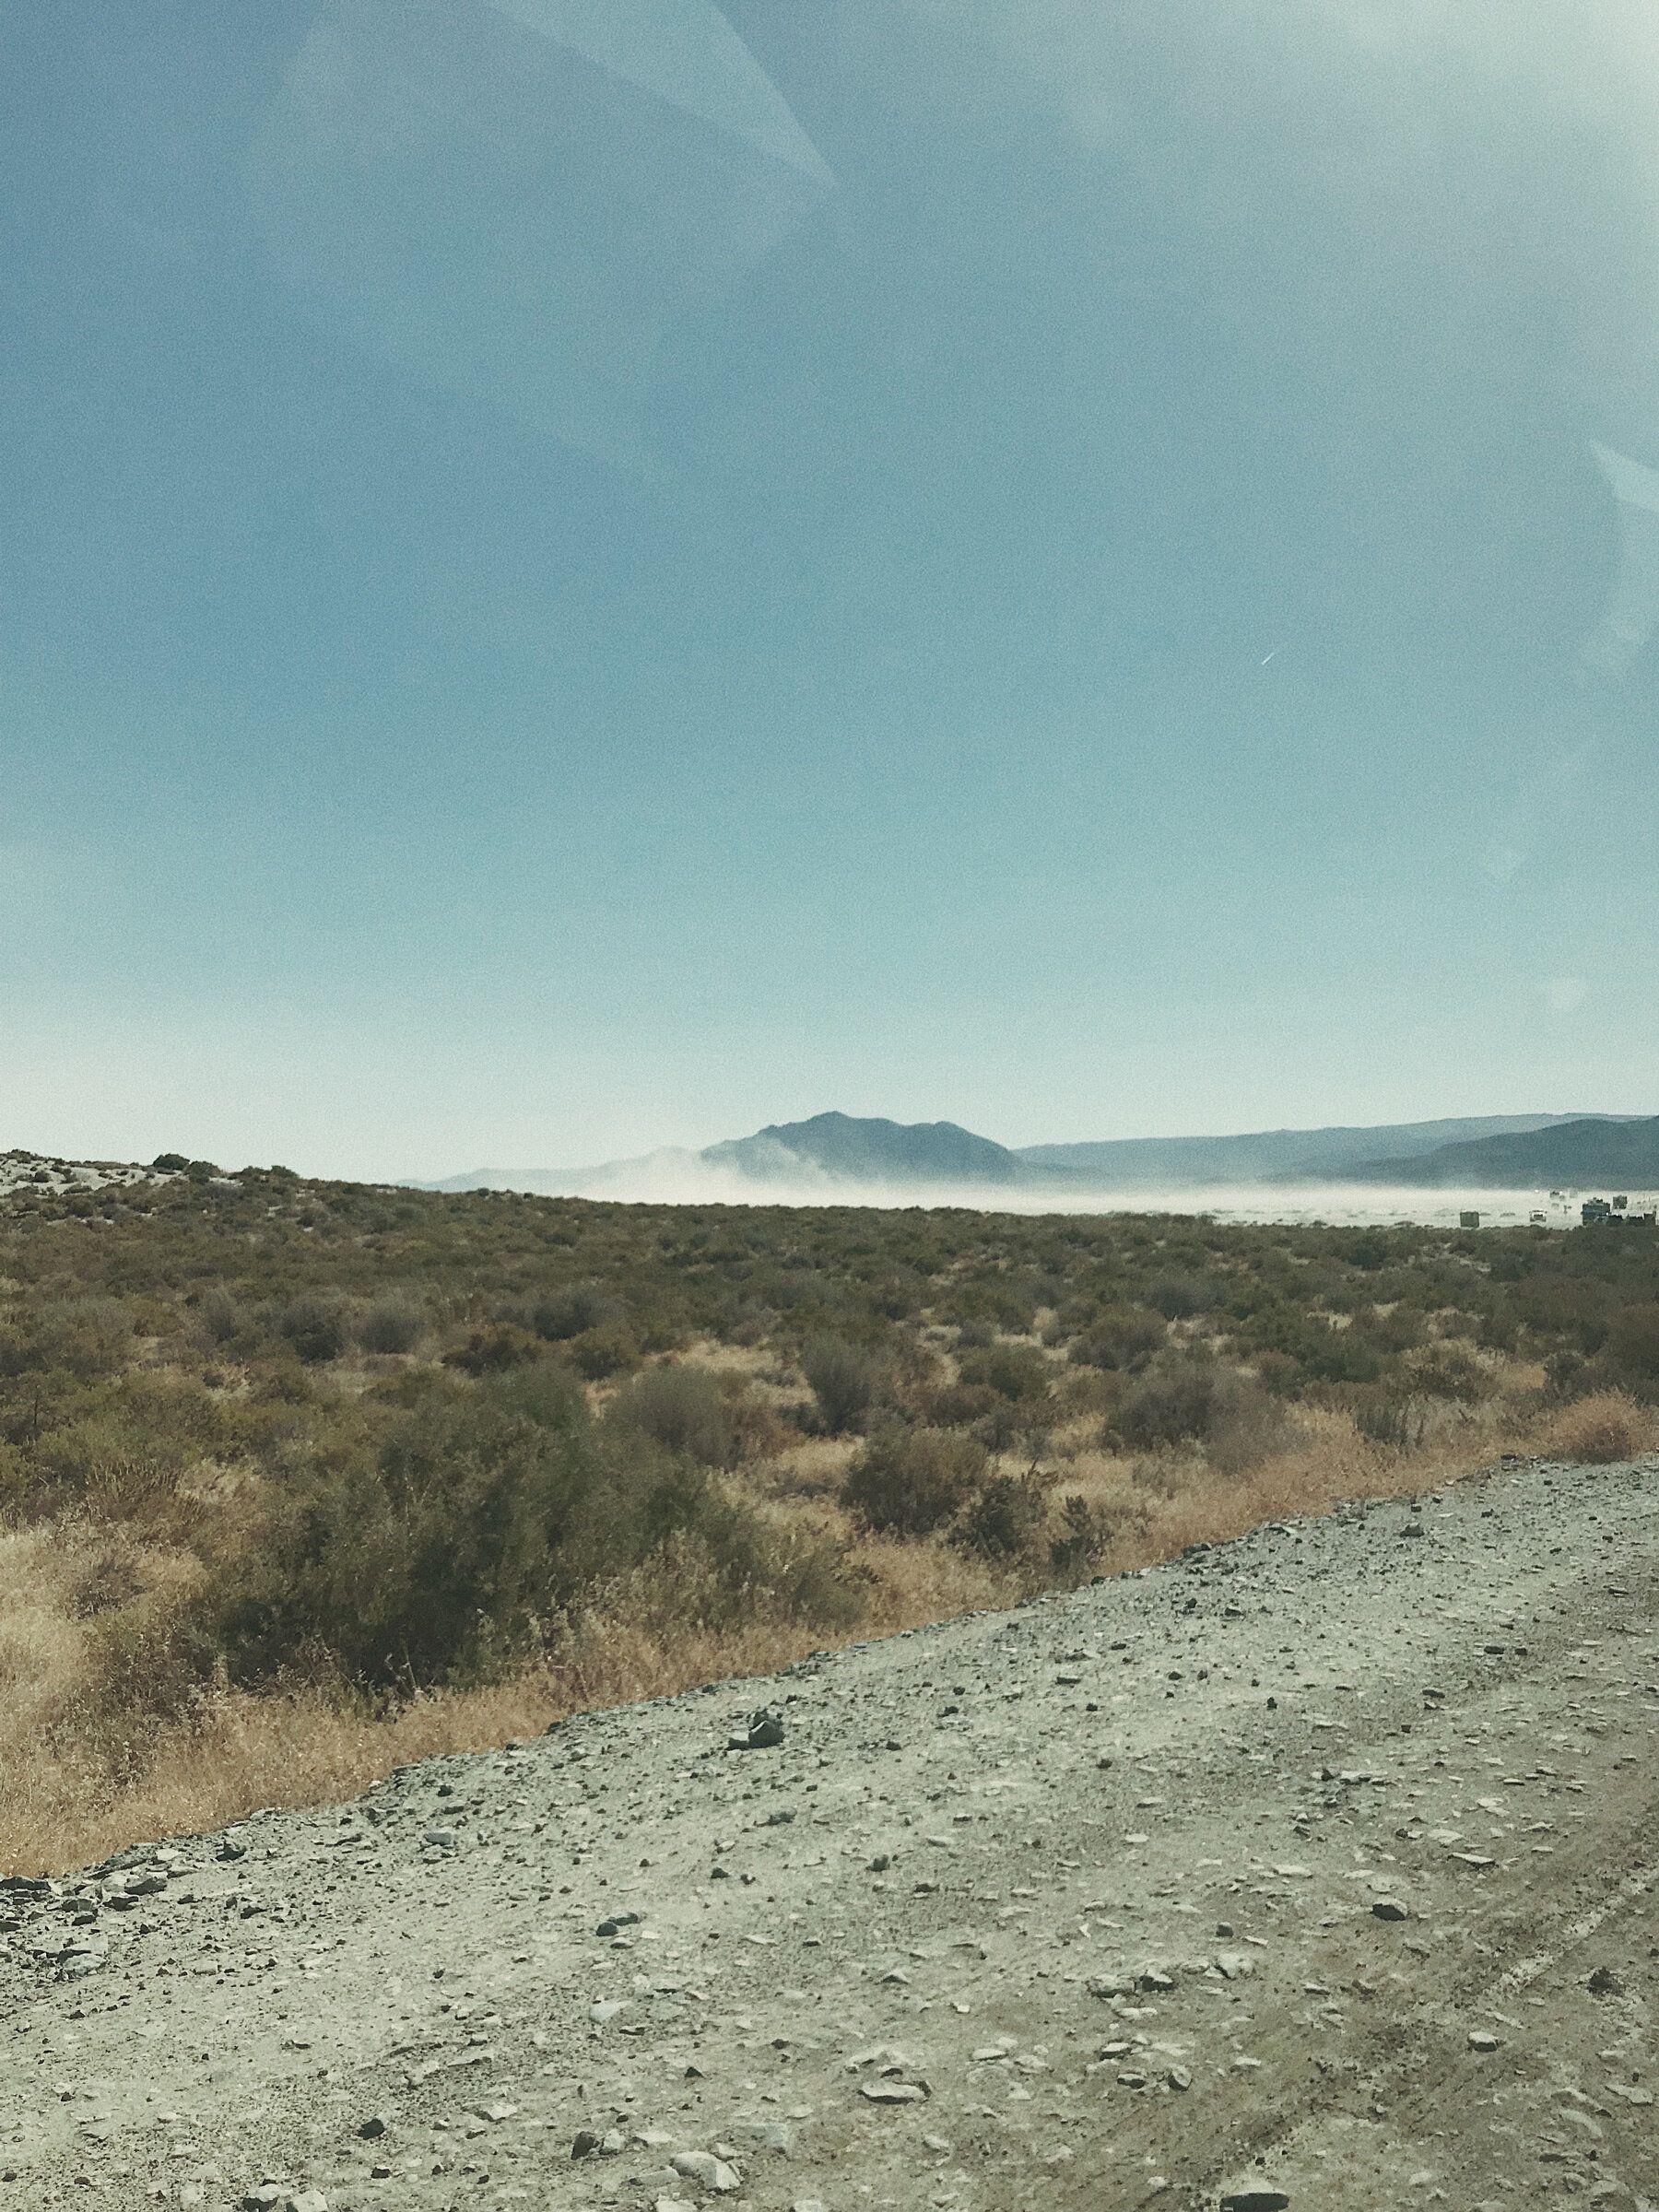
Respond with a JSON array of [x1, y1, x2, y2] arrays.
[[2, 2, 1655, 1177]]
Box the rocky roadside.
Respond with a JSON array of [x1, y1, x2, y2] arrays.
[[3, 1453, 1656, 2212]]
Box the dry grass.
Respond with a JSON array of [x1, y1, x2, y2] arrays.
[[4, 1373, 1654, 1879], [1540, 1390, 1659, 1465]]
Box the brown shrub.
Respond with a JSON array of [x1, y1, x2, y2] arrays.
[[1542, 1391, 1657, 1466]]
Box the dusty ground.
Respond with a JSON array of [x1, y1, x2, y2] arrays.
[[3, 1453, 1655, 2212]]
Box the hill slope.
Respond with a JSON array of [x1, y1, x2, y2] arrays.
[[1344, 1112, 1659, 1188]]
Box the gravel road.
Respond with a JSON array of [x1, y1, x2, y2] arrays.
[[5, 1454, 1656, 2212]]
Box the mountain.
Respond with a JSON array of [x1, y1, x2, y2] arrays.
[[703, 1111, 1020, 1186], [415, 1110, 1638, 1202], [417, 1116, 1023, 1199], [1017, 1113, 1601, 1186], [1341, 1114, 1659, 1189]]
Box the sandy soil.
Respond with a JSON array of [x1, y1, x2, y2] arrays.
[[3, 1453, 1655, 2212]]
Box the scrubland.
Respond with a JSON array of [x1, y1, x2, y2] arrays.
[[1, 1154, 1655, 1872]]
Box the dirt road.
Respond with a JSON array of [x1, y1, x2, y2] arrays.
[[4, 1453, 1656, 2212]]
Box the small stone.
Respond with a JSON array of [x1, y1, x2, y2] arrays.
[[356, 2118, 387, 2140], [861, 2080, 926, 2103], [1371, 1899, 1410, 1923], [590, 1998, 627, 2024], [671, 2150, 743, 2192], [737, 2119, 794, 2155], [1167, 2065, 1193, 2091], [731, 1709, 785, 1751], [1220, 2193, 1291, 2212], [1467, 2031, 1500, 2053], [571, 2129, 602, 2159]]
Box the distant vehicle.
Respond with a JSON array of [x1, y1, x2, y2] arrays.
[[1582, 1194, 1658, 1225], [1460, 1209, 1481, 1229]]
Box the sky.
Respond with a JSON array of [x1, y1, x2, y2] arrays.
[[2, 0, 1656, 1180]]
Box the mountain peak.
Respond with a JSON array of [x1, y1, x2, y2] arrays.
[[703, 1111, 1019, 1185]]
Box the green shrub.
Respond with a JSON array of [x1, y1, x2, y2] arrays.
[[609, 1363, 737, 1467], [956, 1468, 1050, 1559], [1068, 1304, 1166, 1371], [1408, 1347, 1491, 1402], [199, 1367, 777, 1692], [568, 1322, 638, 1380], [0, 1298, 135, 1381], [1101, 1356, 1290, 1469], [802, 1335, 879, 1434], [356, 1298, 425, 1355], [444, 1323, 541, 1376], [195, 1287, 246, 1347], [841, 1422, 988, 1536], [957, 1342, 1052, 1404], [1107, 1359, 1227, 1451], [277, 1295, 347, 1364], [1606, 1302, 1659, 1389], [1147, 1270, 1214, 1321], [1049, 1492, 1111, 1578], [530, 1284, 618, 1341]]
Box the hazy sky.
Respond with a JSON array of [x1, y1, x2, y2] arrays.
[[3, 1, 1656, 1178]]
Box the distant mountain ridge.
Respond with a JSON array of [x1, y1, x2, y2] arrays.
[[1340, 1113, 1659, 1189], [418, 1107, 1639, 1199], [1020, 1113, 1602, 1186]]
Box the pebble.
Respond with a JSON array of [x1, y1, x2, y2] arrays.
[[671, 2150, 743, 2192], [730, 1709, 785, 1751]]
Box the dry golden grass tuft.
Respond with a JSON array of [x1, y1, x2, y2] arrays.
[[1540, 1390, 1659, 1466]]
